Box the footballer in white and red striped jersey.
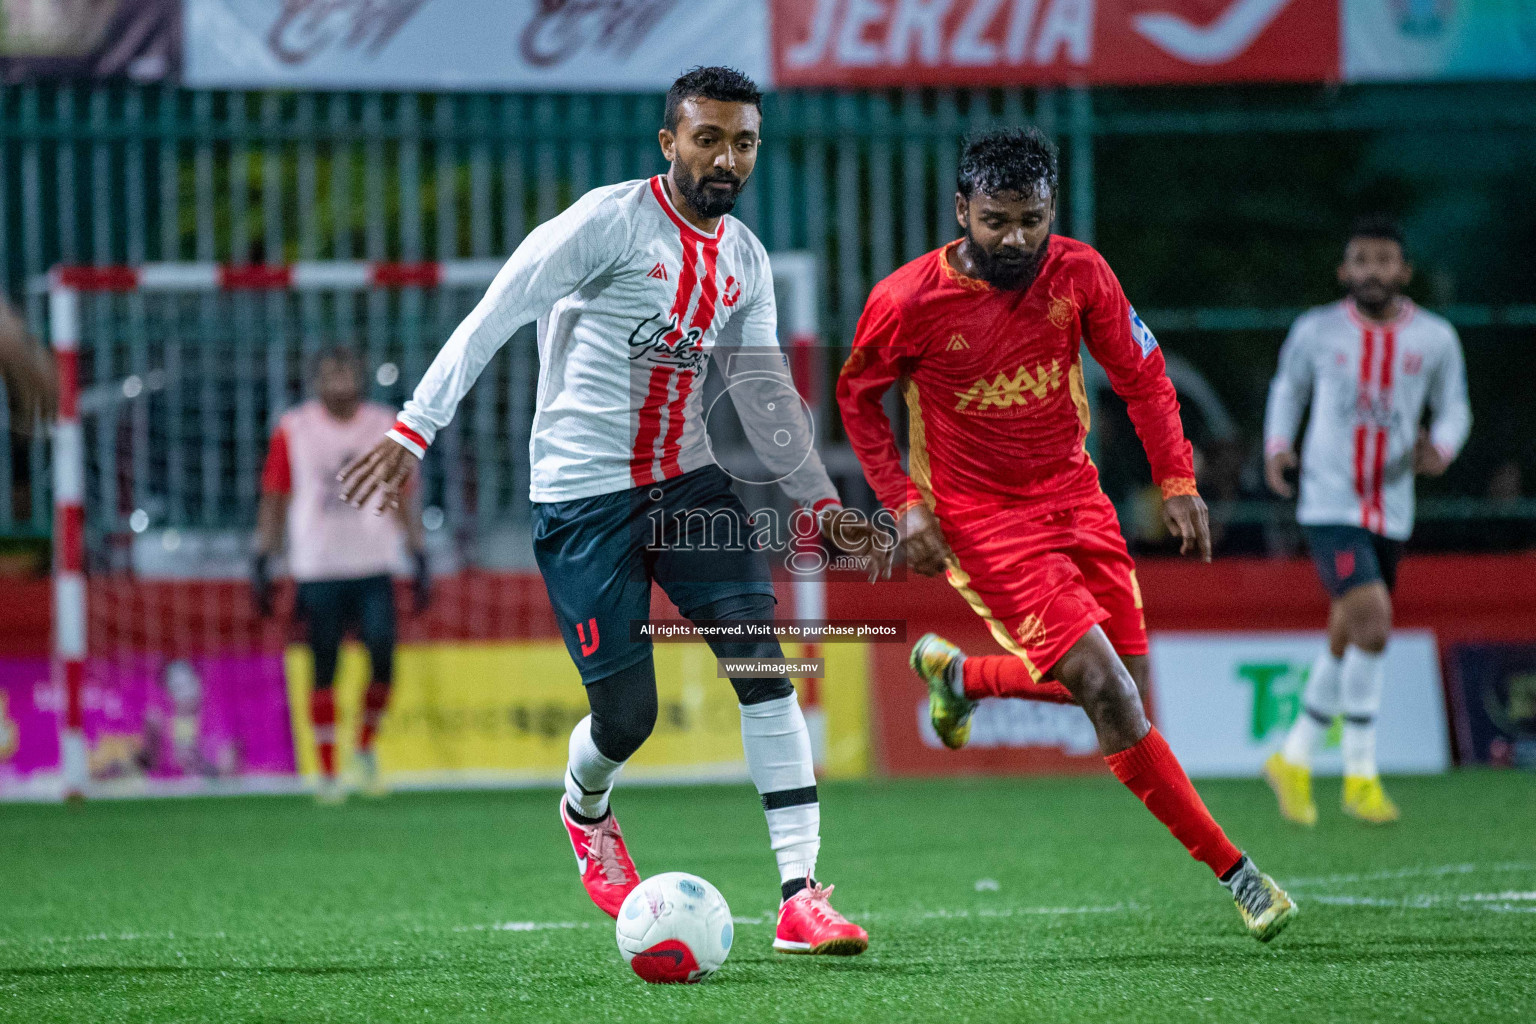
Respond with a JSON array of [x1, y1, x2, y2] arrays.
[[343, 67, 869, 956], [1263, 217, 1470, 826]]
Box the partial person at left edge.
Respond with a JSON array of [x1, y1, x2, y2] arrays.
[[252, 347, 430, 804], [0, 296, 56, 431]]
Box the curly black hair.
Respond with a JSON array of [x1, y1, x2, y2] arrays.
[[957, 127, 1059, 202], [664, 66, 762, 132], [1347, 214, 1404, 250]]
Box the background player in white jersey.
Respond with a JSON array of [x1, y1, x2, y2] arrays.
[[1261, 217, 1470, 825], [337, 68, 875, 955], [254, 348, 429, 803]]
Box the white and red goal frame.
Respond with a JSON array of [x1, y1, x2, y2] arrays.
[[45, 254, 827, 798]]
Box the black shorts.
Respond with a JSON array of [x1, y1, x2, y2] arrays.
[[295, 574, 397, 640], [1304, 525, 1405, 598], [532, 465, 776, 684]]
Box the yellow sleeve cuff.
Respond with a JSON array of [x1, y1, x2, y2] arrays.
[[1159, 477, 1199, 500]]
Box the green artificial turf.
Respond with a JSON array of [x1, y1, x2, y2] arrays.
[[3, 772, 1534, 1023]]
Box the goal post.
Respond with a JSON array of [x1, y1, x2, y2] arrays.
[[37, 252, 833, 800], [49, 270, 88, 799], [45, 260, 507, 799]]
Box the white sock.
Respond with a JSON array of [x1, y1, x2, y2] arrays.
[[1340, 646, 1385, 778], [564, 716, 624, 820], [739, 694, 820, 885], [1282, 650, 1343, 767], [946, 651, 968, 698]]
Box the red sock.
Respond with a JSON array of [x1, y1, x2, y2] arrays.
[[962, 655, 1076, 704], [1105, 727, 1243, 878], [359, 683, 391, 751], [310, 688, 336, 776]]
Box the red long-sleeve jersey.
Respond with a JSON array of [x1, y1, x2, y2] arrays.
[[837, 237, 1196, 522]]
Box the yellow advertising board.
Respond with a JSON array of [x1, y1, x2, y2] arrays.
[[285, 641, 868, 785]]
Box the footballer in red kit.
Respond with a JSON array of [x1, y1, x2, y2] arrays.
[[840, 228, 1190, 686], [838, 128, 1296, 942]]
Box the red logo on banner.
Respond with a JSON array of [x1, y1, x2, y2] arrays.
[[770, 0, 1338, 88]]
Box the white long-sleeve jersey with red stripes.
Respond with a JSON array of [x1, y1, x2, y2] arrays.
[[386, 176, 840, 510], [1264, 298, 1470, 540]]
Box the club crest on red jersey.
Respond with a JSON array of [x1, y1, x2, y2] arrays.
[[1014, 614, 1048, 648], [1047, 295, 1076, 330]]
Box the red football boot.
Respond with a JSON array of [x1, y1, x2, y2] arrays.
[[559, 797, 640, 918], [773, 877, 869, 956]]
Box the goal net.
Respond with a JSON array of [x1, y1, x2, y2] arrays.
[[23, 254, 854, 801]]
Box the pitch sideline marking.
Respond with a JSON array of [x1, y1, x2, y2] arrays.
[[0, 929, 228, 946], [453, 921, 591, 933], [1281, 861, 1535, 888], [17, 871, 1528, 951], [854, 903, 1140, 922], [1303, 891, 1536, 913], [1284, 862, 1536, 916]]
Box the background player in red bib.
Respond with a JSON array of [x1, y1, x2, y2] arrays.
[[254, 348, 429, 803], [837, 129, 1295, 942]]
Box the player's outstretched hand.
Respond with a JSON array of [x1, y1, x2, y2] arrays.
[[1163, 494, 1212, 563], [411, 549, 432, 615], [338, 437, 419, 514], [1414, 428, 1449, 477], [250, 553, 274, 618], [819, 508, 894, 582], [1264, 450, 1297, 498], [898, 503, 952, 578]]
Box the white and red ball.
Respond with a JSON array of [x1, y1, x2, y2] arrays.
[[615, 872, 733, 983]]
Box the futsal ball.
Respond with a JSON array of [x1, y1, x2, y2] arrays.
[[615, 872, 733, 983]]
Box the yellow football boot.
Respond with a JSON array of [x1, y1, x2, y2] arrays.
[[313, 774, 347, 806], [1223, 856, 1298, 943], [1262, 752, 1318, 826], [351, 749, 390, 799], [909, 633, 975, 750], [1342, 775, 1400, 824]]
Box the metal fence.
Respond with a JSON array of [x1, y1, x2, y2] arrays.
[[4, 81, 1536, 540]]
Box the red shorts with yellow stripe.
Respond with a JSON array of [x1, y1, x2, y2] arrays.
[[942, 491, 1147, 681]]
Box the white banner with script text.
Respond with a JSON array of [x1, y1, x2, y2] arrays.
[[185, 0, 771, 91]]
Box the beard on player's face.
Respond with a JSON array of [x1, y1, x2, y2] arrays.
[[963, 224, 1049, 291], [1340, 239, 1408, 317], [1347, 277, 1397, 314], [672, 157, 744, 219]]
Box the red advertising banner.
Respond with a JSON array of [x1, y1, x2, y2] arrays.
[[771, 0, 1339, 88]]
